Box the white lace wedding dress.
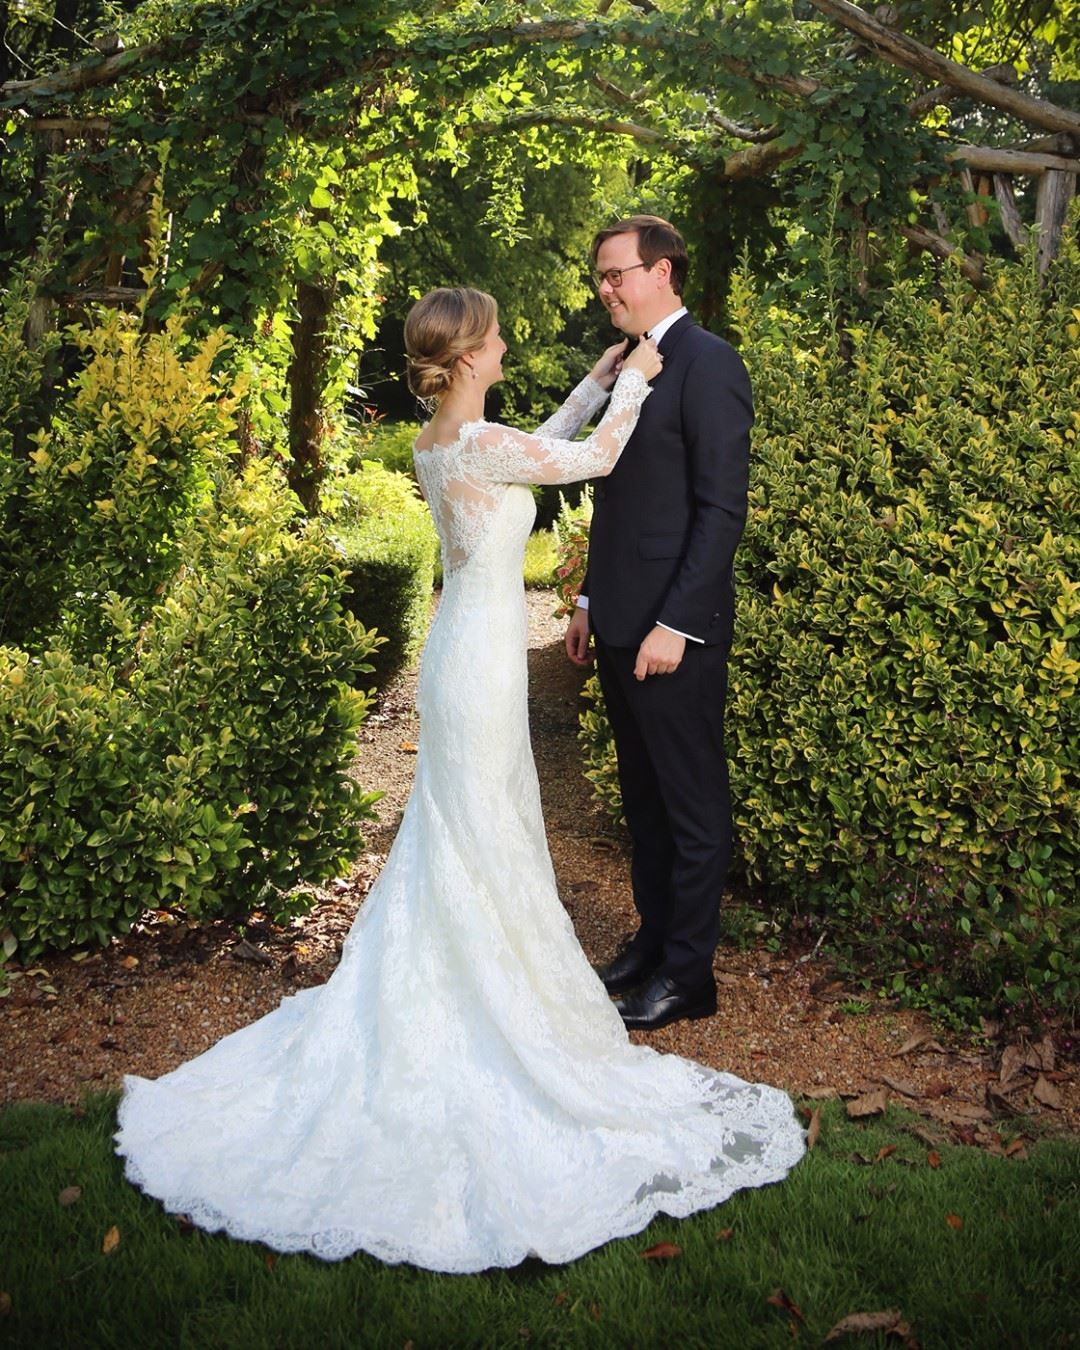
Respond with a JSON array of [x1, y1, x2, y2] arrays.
[[115, 367, 805, 1273]]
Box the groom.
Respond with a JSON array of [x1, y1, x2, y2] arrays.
[[565, 215, 752, 1031]]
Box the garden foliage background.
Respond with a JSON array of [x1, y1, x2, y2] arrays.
[[1, 0, 1078, 1023]]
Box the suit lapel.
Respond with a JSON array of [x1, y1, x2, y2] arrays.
[[656, 312, 696, 358]]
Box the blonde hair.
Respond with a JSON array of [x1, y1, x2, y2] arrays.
[[404, 287, 498, 403]]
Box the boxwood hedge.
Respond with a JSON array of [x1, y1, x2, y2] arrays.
[[329, 460, 437, 688]]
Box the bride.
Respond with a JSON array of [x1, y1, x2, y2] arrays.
[[115, 286, 805, 1273]]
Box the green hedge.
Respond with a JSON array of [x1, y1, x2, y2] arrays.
[[0, 460, 380, 957], [2, 309, 231, 657], [0, 297, 381, 962], [345, 420, 421, 477], [571, 242, 1080, 1020], [330, 460, 437, 688]]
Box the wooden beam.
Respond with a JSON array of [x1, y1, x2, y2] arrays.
[[25, 116, 111, 134], [993, 175, 1029, 251], [807, 0, 1080, 137], [908, 63, 1016, 118], [1035, 170, 1077, 273], [899, 223, 984, 286], [946, 144, 1080, 175]]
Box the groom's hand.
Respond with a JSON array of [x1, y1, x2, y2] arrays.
[[565, 607, 593, 666], [634, 626, 685, 680]]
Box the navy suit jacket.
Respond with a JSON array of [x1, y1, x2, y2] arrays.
[[582, 314, 752, 648]]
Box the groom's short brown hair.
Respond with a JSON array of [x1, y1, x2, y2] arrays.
[[591, 215, 689, 297]]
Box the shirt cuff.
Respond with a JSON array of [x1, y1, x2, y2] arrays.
[[576, 595, 589, 610], [658, 621, 703, 644]]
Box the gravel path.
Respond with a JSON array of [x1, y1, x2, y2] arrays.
[[2, 589, 1075, 1144]]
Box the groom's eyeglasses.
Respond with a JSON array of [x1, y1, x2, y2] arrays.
[[591, 262, 651, 289]]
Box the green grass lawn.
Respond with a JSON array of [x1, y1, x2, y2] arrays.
[[1, 1093, 1076, 1348]]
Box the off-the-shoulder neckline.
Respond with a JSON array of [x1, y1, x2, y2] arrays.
[[413, 418, 489, 456]]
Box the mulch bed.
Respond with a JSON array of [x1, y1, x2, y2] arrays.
[[2, 590, 1076, 1150]]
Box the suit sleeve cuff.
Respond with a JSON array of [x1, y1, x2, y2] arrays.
[[658, 621, 703, 644]]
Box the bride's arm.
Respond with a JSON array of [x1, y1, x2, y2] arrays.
[[462, 367, 652, 488], [531, 340, 628, 440], [531, 375, 610, 442]]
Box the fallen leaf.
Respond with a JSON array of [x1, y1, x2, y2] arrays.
[[264, 1253, 277, 1271], [173, 1213, 195, 1234], [640, 1242, 682, 1260], [552, 1292, 568, 1307], [50, 1025, 78, 1046], [98, 1038, 122, 1051], [999, 1043, 1031, 1086], [824, 1309, 907, 1340], [895, 1032, 930, 1056], [867, 1182, 898, 1199], [716, 1227, 734, 1241], [985, 1086, 1025, 1116], [70, 951, 89, 963], [924, 1101, 991, 1126], [927, 1151, 941, 1169], [564, 880, 597, 895], [231, 939, 272, 966], [875, 1145, 897, 1163], [23, 967, 50, 978], [398, 740, 418, 753], [1033, 1075, 1062, 1110], [922, 1078, 951, 1100], [901, 1121, 944, 1148], [120, 956, 139, 970], [946, 1214, 963, 1230], [876, 1074, 919, 1098], [58, 1186, 82, 1206], [102, 1225, 121, 1254], [847, 1089, 888, 1119], [766, 1288, 805, 1324], [807, 1107, 821, 1150], [800, 1086, 839, 1100], [589, 1302, 601, 1322], [1004, 1140, 1028, 1161], [975, 1129, 1005, 1156], [1033, 1034, 1056, 1072]]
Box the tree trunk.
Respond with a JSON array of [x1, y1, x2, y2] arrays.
[[287, 277, 335, 516]]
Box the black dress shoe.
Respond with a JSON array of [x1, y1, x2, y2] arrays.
[[613, 974, 717, 1030], [593, 939, 662, 996]]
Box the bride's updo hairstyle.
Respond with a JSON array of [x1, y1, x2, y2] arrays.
[[404, 287, 498, 404]]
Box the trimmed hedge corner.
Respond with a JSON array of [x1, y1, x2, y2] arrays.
[[330, 460, 437, 689]]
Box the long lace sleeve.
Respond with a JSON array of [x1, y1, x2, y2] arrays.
[[462, 368, 651, 488], [533, 375, 610, 441]]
